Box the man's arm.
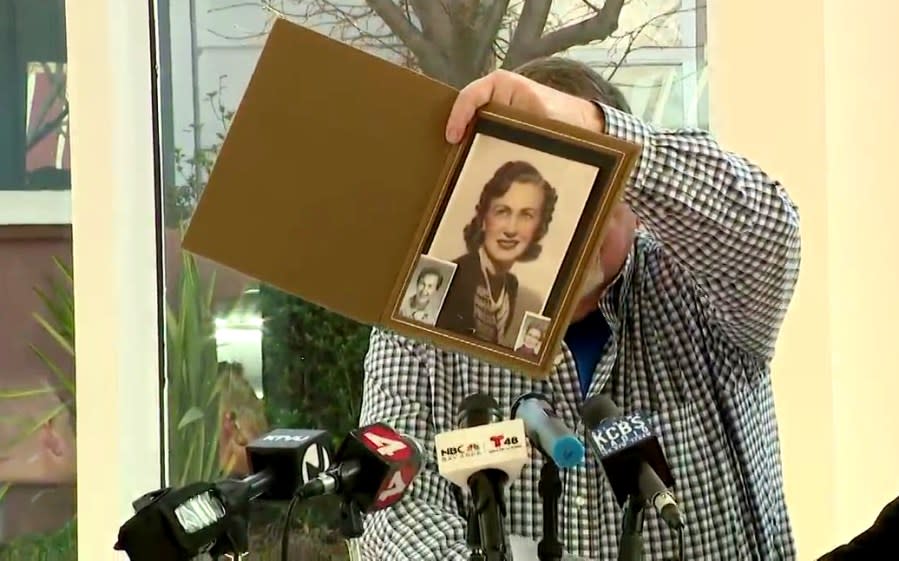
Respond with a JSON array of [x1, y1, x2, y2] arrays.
[[444, 70, 801, 360], [356, 328, 470, 561], [597, 103, 801, 359]]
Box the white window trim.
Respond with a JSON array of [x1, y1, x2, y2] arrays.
[[0, 191, 71, 225], [66, 1, 163, 560]]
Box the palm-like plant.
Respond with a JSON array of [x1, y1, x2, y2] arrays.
[[28, 257, 76, 428], [165, 247, 227, 486]]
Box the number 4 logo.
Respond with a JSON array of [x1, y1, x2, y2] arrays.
[[374, 463, 417, 509], [376, 471, 407, 503], [363, 430, 409, 458]]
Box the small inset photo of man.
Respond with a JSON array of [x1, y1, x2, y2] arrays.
[[397, 255, 457, 327]]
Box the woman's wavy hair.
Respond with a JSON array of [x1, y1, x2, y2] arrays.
[[462, 160, 558, 262]]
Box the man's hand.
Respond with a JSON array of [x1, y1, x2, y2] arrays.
[[445, 69, 606, 144]]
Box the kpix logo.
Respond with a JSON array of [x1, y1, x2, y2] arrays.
[[488, 434, 520, 448]]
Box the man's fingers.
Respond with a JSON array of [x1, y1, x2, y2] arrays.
[[446, 76, 493, 143], [445, 71, 527, 143]]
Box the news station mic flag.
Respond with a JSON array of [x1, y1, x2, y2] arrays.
[[435, 393, 529, 561], [247, 428, 334, 500], [114, 428, 335, 561], [300, 422, 424, 513], [582, 395, 682, 530]]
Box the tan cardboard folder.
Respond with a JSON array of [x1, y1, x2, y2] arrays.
[[182, 18, 459, 325], [182, 18, 640, 378]]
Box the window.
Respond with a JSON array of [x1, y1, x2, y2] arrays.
[[567, 0, 709, 129], [0, 0, 71, 225], [151, 2, 711, 559], [0, 0, 76, 557]]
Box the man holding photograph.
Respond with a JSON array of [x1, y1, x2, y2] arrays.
[[359, 57, 800, 560]]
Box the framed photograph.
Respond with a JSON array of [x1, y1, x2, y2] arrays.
[[514, 312, 551, 361], [386, 109, 638, 377]]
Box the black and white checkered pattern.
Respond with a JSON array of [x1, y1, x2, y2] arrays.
[[356, 105, 801, 560]]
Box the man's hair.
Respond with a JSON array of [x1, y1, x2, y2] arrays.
[[513, 57, 632, 114], [417, 267, 444, 289], [463, 160, 558, 262]]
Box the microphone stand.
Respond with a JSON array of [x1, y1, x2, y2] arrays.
[[537, 461, 563, 561], [466, 508, 486, 561], [618, 494, 645, 561], [338, 498, 365, 540], [468, 470, 509, 561]]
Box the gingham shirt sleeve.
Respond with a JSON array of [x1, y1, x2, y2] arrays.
[[356, 328, 470, 561], [599, 103, 802, 359]]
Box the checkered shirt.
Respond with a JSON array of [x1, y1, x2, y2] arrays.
[[356, 104, 801, 560]]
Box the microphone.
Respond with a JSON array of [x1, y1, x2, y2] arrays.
[[435, 394, 529, 488], [436, 393, 528, 561], [114, 428, 335, 561], [511, 392, 585, 468], [581, 394, 682, 531], [510, 392, 579, 561], [299, 422, 424, 513], [245, 428, 335, 500]]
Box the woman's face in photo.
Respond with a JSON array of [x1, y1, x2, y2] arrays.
[[524, 327, 543, 350], [482, 180, 544, 267]]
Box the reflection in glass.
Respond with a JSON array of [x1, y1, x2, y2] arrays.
[[153, 1, 708, 558], [0, 1, 75, 559], [25, 62, 69, 189], [0, 0, 70, 191]]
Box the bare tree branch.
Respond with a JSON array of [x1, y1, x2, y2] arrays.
[[207, 27, 271, 41], [605, 6, 682, 81], [211, 0, 649, 88], [409, 0, 453, 55], [207, 2, 261, 15], [366, 0, 445, 71], [504, 0, 551, 67], [527, 0, 625, 61], [472, 0, 511, 73]]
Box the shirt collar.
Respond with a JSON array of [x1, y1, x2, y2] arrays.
[[596, 238, 637, 330]]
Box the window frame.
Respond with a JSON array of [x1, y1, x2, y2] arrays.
[[60, 1, 708, 559], [66, 0, 164, 559], [0, 0, 72, 225], [569, 0, 708, 128], [0, 191, 71, 225]]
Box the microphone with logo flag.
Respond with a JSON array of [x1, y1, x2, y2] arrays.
[[435, 393, 529, 561], [582, 394, 684, 561], [113, 428, 334, 561], [297, 422, 424, 540]]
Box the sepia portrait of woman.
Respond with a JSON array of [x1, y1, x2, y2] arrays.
[[435, 160, 557, 347]]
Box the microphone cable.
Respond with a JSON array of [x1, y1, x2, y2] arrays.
[[281, 494, 303, 561]]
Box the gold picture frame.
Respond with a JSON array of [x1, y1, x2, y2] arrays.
[[384, 108, 640, 379]]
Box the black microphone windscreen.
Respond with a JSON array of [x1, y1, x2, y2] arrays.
[[456, 392, 502, 428], [581, 393, 622, 429]]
